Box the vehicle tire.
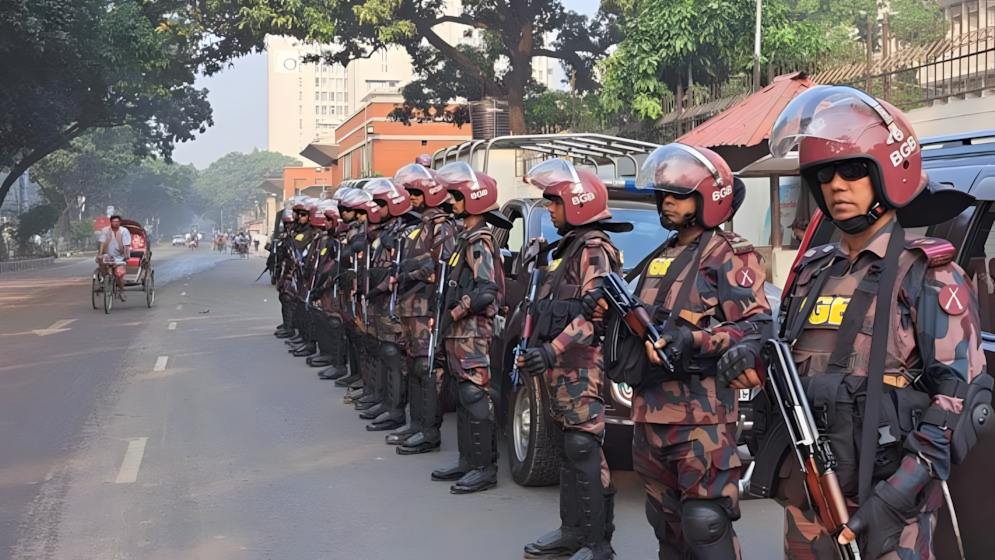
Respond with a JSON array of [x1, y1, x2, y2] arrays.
[[92, 276, 101, 309], [146, 270, 155, 308], [104, 275, 114, 314], [507, 370, 563, 486]]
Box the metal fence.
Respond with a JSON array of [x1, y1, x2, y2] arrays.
[[0, 256, 56, 274]]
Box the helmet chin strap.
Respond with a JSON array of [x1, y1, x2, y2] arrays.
[[659, 212, 697, 230], [832, 202, 884, 234]]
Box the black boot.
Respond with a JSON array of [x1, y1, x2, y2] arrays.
[[307, 314, 335, 366], [432, 407, 471, 481], [562, 432, 613, 560], [524, 468, 584, 557], [386, 374, 421, 444], [276, 295, 295, 337], [334, 343, 362, 387], [450, 381, 497, 494], [369, 342, 406, 431], [292, 341, 317, 357], [397, 359, 441, 455]]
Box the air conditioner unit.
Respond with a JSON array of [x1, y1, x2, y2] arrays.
[[469, 98, 510, 140]]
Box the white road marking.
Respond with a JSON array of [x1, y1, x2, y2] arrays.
[[153, 356, 168, 371], [115, 438, 148, 483], [180, 292, 186, 296], [32, 319, 77, 337], [176, 304, 182, 310], [168, 322, 176, 330]]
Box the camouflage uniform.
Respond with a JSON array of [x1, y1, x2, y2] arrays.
[[338, 221, 369, 395], [280, 222, 319, 347], [392, 207, 458, 451], [627, 230, 770, 560], [433, 221, 505, 485], [778, 219, 986, 560]]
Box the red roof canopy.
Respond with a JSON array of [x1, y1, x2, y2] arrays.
[[677, 72, 818, 149]]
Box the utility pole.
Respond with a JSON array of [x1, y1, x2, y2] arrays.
[[753, 0, 762, 92], [570, 70, 577, 131]]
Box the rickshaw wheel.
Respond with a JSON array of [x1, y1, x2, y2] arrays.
[[92, 275, 101, 309], [103, 274, 114, 313], [146, 271, 155, 308]]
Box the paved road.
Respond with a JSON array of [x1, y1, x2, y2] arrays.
[[0, 246, 784, 559]]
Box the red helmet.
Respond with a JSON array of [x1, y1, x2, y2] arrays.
[[322, 201, 341, 230], [283, 199, 294, 222], [309, 203, 326, 227], [292, 195, 312, 211], [435, 162, 498, 215], [770, 85, 926, 212], [637, 144, 736, 229], [525, 158, 611, 226], [415, 153, 432, 167], [364, 178, 411, 217], [394, 163, 448, 207]]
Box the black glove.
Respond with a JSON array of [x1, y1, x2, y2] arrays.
[[469, 282, 499, 314], [716, 344, 760, 388], [580, 283, 606, 321], [521, 343, 556, 377], [843, 474, 922, 559], [661, 326, 694, 363], [438, 309, 455, 338]]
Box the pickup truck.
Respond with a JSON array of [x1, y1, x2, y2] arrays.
[[747, 129, 995, 558]]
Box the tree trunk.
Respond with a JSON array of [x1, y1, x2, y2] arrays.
[[507, 92, 527, 135]]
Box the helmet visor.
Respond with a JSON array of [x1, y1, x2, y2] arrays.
[[636, 144, 720, 193], [436, 161, 479, 190], [525, 158, 582, 190], [393, 164, 435, 188], [770, 85, 898, 159]]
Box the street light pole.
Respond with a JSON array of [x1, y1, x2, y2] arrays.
[[753, 0, 762, 92]]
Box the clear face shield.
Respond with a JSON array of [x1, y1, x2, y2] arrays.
[[636, 144, 721, 195], [393, 164, 435, 189], [435, 161, 480, 190], [769, 85, 904, 159], [525, 158, 582, 191]]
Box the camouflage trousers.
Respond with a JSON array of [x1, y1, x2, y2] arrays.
[[776, 454, 940, 560], [400, 316, 432, 358], [632, 422, 742, 559], [442, 336, 490, 388], [545, 366, 610, 489]]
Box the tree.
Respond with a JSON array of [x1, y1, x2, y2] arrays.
[[203, 0, 618, 134], [192, 150, 302, 225], [14, 203, 62, 255], [0, 0, 213, 210]]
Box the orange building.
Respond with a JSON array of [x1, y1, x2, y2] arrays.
[[299, 90, 472, 189]]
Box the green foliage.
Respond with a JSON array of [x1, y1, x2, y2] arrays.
[[15, 203, 62, 247], [0, 0, 213, 210], [193, 150, 302, 217], [889, 0, 947, 46], [524, 84, 615, 133], [71, 218, 96, 247]]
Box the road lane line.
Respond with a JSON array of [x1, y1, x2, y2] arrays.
[[180, 292, 186, 296], [115, 438, 148, 483], [153, 356, 168, 371], [176, 304, 182, 310], [168, 322, 176, 330]]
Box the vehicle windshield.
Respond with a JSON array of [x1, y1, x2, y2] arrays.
[[539, 205, 665, 271]]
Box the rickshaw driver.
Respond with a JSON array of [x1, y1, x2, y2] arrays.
[[96, 215, 131, 301]]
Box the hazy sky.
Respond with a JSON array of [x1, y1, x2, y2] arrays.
[[170, 0, 602, 170]]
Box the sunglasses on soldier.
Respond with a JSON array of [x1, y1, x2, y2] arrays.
[[658, 186, 695, 200], [814, 160, 870, 184], [295, 210, 309, 216]]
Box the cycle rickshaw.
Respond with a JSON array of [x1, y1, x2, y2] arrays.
[[92, 219, 155, 313]]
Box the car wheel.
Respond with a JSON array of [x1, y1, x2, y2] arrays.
[[507, 371, 562, 486]]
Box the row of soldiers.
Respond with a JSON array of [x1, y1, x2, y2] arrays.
[[268, 85, 989, 560]]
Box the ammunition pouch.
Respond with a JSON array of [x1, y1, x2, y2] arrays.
[[530, 299, 583, 343], [802, 373, 932, 497], [605, 313, 692, 388], [919, 372, 994, 464]]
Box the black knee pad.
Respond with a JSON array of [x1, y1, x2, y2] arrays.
[[457, 381, 490, 420], [329, 316, 343, 330], [279, 292, 293, 304], [411, 357, 431, 378], [563, 431, 599, 464], [681, 499, 733, 550], [379, 342, 401, 359]]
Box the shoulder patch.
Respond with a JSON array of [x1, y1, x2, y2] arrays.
[[905, 236, 955, 268], [717, 230, 754, 255]]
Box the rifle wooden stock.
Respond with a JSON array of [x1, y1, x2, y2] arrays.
[[805, 460, 849, 531], [522, 314, 535, 339], [623, 307, 651, 340]]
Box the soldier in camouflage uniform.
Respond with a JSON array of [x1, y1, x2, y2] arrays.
[[351, 191, 389, 414], [283, 198, 322, 357], [274, 198, 298, 339], [307, 201, 352, 380], [518, 159, 628, 560], [358, 179, 418, 431], [610, 145, 771, 560], [767, 87, 989, 560], [390, 161, 459, 452], [333, 189, 375, 396], [425, 162, 507, 493]]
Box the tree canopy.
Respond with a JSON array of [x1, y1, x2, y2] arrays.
[[192, 149, 301, 221], [0, 0, 213, 210]]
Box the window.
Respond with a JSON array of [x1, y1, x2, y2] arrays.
[[344, 105, 349, 114], [548, 68, 553, 75], [421, 140, 428, 146], [298, 105, 302, 115], [315, 106, 319, 115], [314, 78, 318, 86], [322, 106, 327, 115], [389, 81, 397, 88], [336, 106, 342, 115], [298, 92, 302, 100], [320, 92, 326, 101], [315, 92, 319, 101], [337, 78, 343, 89], [299, 119, 302, 129], [966, 205, 995, 333], [344, 92, 348, 102], [337, 92, 342, 101], [300, 78, 303, 87]]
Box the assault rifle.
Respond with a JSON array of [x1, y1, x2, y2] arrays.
[[760, 339, 861, 560], [389, 237, 404, 322], [361, 247, 370, 326], [510, 268, 543, 390], [427, 258, 447, 375], [602, 272, 672, 371]]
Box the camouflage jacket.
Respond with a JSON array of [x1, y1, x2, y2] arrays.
[[445, 220, 505, 339], [396, 207, 457, 317], [535, 227, 621, 368], [631, 229, 771, 425], [787, 218, 985, 488]]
